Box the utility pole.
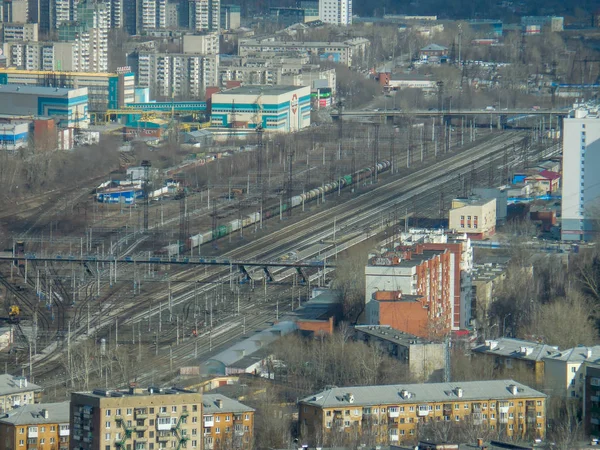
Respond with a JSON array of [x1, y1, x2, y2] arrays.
[[141, 160, 151, 232]]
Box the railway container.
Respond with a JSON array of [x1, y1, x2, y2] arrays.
[[292, 196, 301, 207], [217, 225, 228, 238], [201, 230, 213, 243], [166, 244, 179, 257], [230, 219, 241, 232], [248, 212, 260, 224]]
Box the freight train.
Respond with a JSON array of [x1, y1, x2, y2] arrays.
[[185, 161, 392, 252]]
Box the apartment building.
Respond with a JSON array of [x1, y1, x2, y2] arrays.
[[189, 0, 220, 32], [561, 103, 600, 241], [201, 394, 254, 450], [544, 346, 600, 400], [0, 402, 70, 450], [238, 38, 369, 67], [364, 245, 454, 337], [182, 33, 219, 55], [0, 375, 42, 414], [319, 0, 352, 25], [298, 380, 546, 445], [2, 0, 28, 22], [2, 22, 38, 42], [472, 338, 559, 386], [70, 387, 203, 450], [1, 41, 83, 71], [220, 4, 240, 30], [135, 51, 218, 99], [397, 229, 473, 330]]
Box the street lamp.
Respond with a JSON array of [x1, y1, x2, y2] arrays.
[[503, 313, 512, 337]]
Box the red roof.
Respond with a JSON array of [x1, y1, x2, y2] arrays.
[[538, 170, 561, 180]]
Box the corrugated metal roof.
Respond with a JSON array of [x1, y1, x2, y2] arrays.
[[472, 338, 559, 362], [299, 380, 546, 408], [202, 394, 255, 414], [205, 321, 297, 367], [544, 345, 600, 363], [0, 375, 42, 396], [0, 402, 69, 425]]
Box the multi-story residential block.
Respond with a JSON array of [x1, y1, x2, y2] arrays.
[[0, 68, 135, 111], [582, 362, 600, 437], [106, 0, 124, 28], [318, 0, 351, 25], [471, 259, 508, 325], [0, 402, 70, 450], [70, 387, 203, 450], [299, 380, 546, 445], [238, 38, 368, 67], [472, 338, 559, 386], [364, 244, 455, 337], [561, 103, 600, 241], [201, 394, 254, 450], [0, 375, 42, 414], [165, 0, 179, 28], [188, 0, 219, 32], [448, 197, 496, 240], [521, 16, 563, 32], [219, 4, 239, 30], [3, 0, 28, 22], [135, 51, 218, 99], [182, 33, 219, 55], [2, 22, 38, 42], [543, 346, 600, 400], [354, 325, 445, 382], [397, 229, 473, 330]]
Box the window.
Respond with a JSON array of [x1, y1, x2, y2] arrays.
[[509, 402, 514, 407], [572, 367, 577, 373], [344, 421, 350, 427], [537, 412, 542, 417], [326, 421, 332, 428], [491, 403, 496, 408], [454, 404, 459, 410], [215, 416, 220, 423], [435, 405, 440, 410], [464, 404, 469, 409], [326, 411, 331, 417], [225, 416, 230, 421], [50, 426, 56, 432], [150, 408, 155, 414], [40, 439, 45, 444], [19, 441, 24, 447], [509, 424, 514, 430], [244, 414, 250, 420], [509, 413, 514, 418], [106, 421, 111, 429], [483, 403, 487, 408], [171, 406, 177, 413], [19, 428, 24, 434], [116, 409, 122, 416], [345, 410, 350, 416], [105, 433, 111, 440], [160, 407, 167, 413], [106, 410, 111, 417], [50, 438, 55, 444], [399, 406, 404, 412], [409, 406, 414, 412], [127, 408, 133, 415], [491, 414, 495, 419], [455, 415, 460, 421], [537, 423, 542, 428], [41, 427, 45, 433], [191, 441, 197, 448]]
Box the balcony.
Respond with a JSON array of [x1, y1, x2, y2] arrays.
[[157, 435, 171, 442], [135, 425, 148, 431], [204, 417, 214, 427], [390, 434, 399, 442], [388, 409, 399, 418], [136, 413, 148, 420]]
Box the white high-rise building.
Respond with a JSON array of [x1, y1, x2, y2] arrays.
[[189, 0, 220, 32], [318, 0, 352, 25], [562, 103, 600, 241], [136, 51, 218, 99]]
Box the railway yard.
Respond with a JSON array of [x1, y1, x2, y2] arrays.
[[0, 118, 560, 401]]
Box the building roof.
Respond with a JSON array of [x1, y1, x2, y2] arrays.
[[0, 68, 127, 78], [0, 375, 41, 396], [280, 288, 341, 322], [354, 325, 440, 347], [420, 44, 448, 51], [472, 338, 559, 362], [537, 170, 561, 180], [205, 320, 297, 367], [219, 85, 307, 96], [0, 402, 69, 425], [452, 196, 495, 207], [299, 380, 546, 408], [202, 394, 254, 414], [75, 387, 196, 399], [543, 345, 600, 363], [0, 84, 80, 96]]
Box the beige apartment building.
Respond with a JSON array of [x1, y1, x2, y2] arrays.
[[0, 375, 42, 414], [70, 387, 203, 450], [299, 380, 546, 446]]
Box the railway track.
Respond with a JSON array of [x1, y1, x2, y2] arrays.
[[27, 130, 550, 384]]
